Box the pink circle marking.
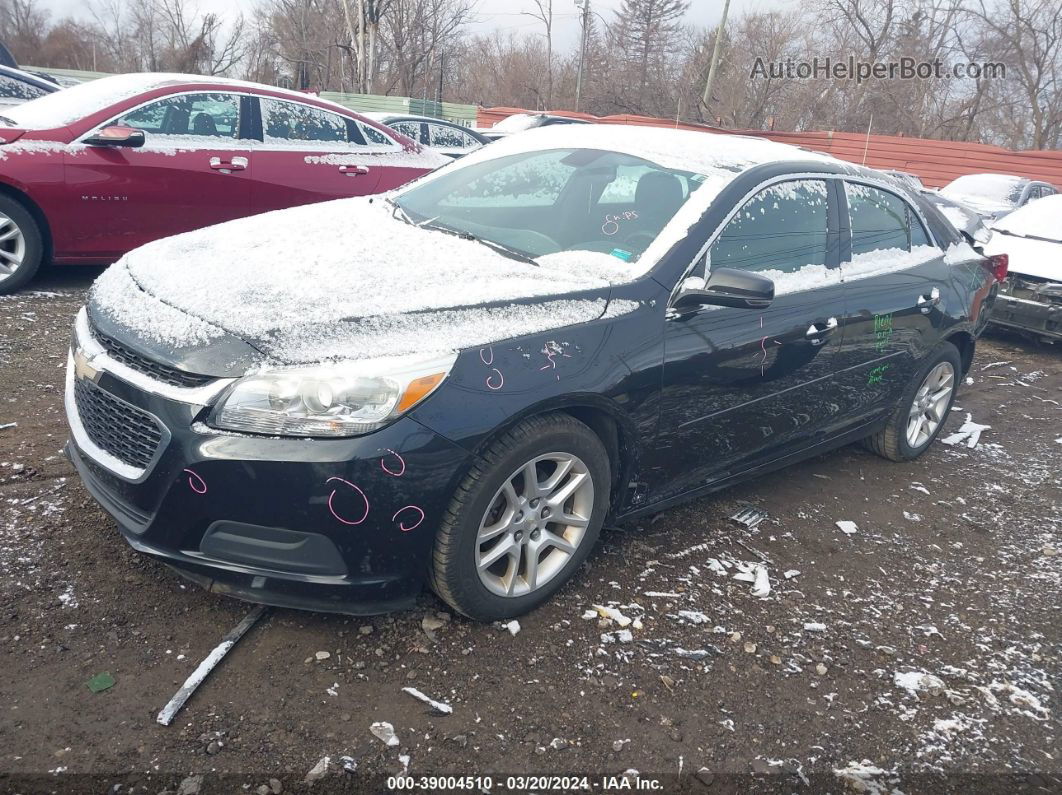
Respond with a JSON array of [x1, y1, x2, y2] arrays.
[[326, 476, 370, 525], [380, 448, 406, 477], [392, 505, 425, 532], [486, 368, 504, 391], [479, 347, 495, 365], [184, 469, 207, 495]]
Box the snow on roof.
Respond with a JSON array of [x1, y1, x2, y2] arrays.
[[0, 71, 359, 130], [941, 173, 1026, 210], [445, 123, 836, 177], [990, 194, 1062, 242]]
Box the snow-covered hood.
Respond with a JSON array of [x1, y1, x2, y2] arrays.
[[983, 230, 1062, 282], [89, 197, 628, 371]]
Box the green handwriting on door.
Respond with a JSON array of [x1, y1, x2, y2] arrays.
[[873, 313, 894, 353]]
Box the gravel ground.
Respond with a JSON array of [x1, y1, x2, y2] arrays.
[[0, 268, 1059, 794]]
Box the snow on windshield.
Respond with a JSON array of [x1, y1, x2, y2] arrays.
[[991, 194, 1062, 241], [941, 174, 1024, 207]]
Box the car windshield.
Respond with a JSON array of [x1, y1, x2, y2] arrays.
[[393, 147, 703, 264], [942, 174, 1024, 206]]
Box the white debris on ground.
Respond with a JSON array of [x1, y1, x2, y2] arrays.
[[835, 520, 859, 535], [370, 722, 400, 747], [402, 686, 453, 715], [940, 413, 991, 448]]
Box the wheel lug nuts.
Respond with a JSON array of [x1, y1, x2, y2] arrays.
[[542, 508, 551, 518]]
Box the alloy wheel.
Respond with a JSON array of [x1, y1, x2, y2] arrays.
[[475, 452, 595, 598], [906, 361, 955, 448], [0, 212, 26, 283]]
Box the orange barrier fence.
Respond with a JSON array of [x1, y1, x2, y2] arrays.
[[475, 106, 1062, 189]]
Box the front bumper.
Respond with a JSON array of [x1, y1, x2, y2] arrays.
[[988, 292, 1062, 342], [64, 315, 472, 615]]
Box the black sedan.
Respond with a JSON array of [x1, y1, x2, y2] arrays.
[[364, 112, 490, 158], [65, 125, 1001, 620]]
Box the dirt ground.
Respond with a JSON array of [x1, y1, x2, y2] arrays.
[[1, 267, 1059, 795]]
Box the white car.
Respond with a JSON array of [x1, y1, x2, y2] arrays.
[[983, 194, 1062, 342], [941, 173, 1057, 220]]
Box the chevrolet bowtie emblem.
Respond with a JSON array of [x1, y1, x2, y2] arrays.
[[73, 348, 100, 383]]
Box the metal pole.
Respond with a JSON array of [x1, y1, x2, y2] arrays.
[[701, 0, 732, 111], [575, 0, 590, 112]]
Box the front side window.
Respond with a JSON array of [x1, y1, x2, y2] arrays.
[[388, 120, 423, 142], [847, 183, 912, 255], [710, 179, 829, 274], [394, 147, 702, 262], [262, 98, 349, 144], [114, 93, 240, 139], [427, 123, 476, 150]]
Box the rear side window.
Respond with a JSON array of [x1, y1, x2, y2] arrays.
[[847, 183, 925, 254], [710, 179, 829, 274], [262, 98, 350, 144], [114, 93, 240, 139], [0, 74, 49, 101]]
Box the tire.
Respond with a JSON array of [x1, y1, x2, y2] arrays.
[[0, 194, 43, 295], [429, 413, 611, 620], [864, 342, 962, 462]]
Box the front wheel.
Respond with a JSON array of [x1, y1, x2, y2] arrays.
[[429, 413, 610, 620], [864, 342, 961, 461], [0, 195, 43, 295]]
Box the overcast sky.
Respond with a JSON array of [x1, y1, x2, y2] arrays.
[[39, 0, 780, 51]]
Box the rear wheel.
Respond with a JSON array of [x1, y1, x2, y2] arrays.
[[429, 413, 610, 620], [864, 342, 961, 461], [0, 195, 43, 295]]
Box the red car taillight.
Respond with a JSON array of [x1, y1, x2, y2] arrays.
[[989, 253, 1008, 283]]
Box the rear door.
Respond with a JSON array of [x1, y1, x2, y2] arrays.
[[648, 177, 848, 503], [61, 91, 253, 260], [832, 180, 951, 423], [249, 97, 388, 213]]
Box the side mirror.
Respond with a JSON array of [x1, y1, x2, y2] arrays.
[[674, 267, 775, 310], [84, 125, 145, 148]]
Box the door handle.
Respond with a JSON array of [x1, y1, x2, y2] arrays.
[[805, 317, 838, 345], [339, 165, 369, 176], [917, 287, 941, 313], [209, 156, 248, 172]]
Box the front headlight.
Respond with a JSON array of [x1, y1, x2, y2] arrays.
[[209, 353, 457, 437]]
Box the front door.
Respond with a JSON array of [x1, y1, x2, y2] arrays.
[[648, 178, 848, 504], [61, 91, 253, 260]]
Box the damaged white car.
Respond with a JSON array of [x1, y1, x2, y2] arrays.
[[984, 194, 1062, 343]]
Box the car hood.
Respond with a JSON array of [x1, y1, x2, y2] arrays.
[[983, 231, 1062, 282], [88, 197, 629, 376]]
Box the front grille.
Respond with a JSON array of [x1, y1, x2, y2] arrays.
[[73, 378, 163, 470], [93, 329, 213, 388]]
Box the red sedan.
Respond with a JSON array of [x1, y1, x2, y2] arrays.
[[0, 72, 448, 293]]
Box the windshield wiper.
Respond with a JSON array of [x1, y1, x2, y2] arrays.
[[386, 197, 417, 227], [414, 216, 540, 265]]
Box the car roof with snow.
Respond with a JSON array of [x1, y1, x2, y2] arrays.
[[442, 123, 856, 180], [0, 71, 362, 131]]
